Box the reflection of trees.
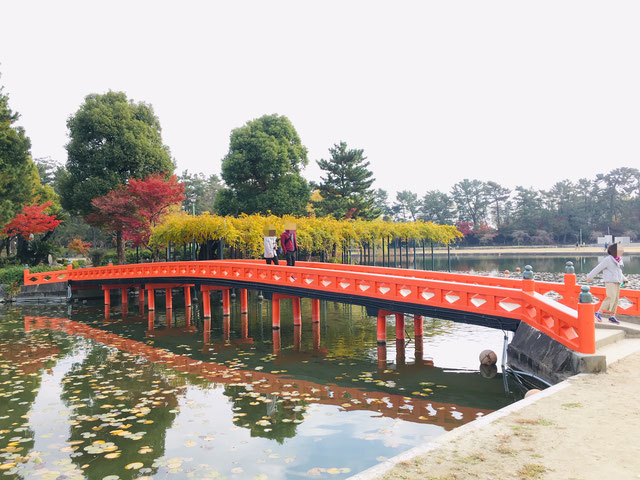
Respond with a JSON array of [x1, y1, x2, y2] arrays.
[[59, 346, 181, 480], [0, 318, 74, 476], [223, 385, 308, 444]]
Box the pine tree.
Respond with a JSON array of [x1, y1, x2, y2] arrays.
[[313, 142, 380, 220]]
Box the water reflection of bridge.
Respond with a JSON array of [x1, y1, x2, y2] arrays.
[[25, 316, 492, 430]]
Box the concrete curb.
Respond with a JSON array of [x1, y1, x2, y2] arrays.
[[348, 379, 572, 480]]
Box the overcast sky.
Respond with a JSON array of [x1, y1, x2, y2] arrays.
[[1, 1, 639, 198]]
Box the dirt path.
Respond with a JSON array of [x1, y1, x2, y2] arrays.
[[377, 352, 640, 480]]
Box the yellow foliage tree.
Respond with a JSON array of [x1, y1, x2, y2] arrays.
[[151, 213, 462, 262]]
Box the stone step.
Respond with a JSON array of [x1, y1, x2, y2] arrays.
[[595, 320, 640, 338], [595, 328, 625, 349], [597, 338, 640, 367]]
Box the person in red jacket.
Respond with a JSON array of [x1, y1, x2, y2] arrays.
[[280, 228, 298, 266]]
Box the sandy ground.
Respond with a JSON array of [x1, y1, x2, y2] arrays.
[[379, 352, 640, 480]]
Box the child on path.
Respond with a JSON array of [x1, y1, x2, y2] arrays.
[[586, 242, 628, 324]]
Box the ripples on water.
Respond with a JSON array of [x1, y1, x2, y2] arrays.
[[0, 294, 523, 479]]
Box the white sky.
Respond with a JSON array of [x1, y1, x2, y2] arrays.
[[1, 1, 639, 198]]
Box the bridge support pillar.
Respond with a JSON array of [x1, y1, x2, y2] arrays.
[[396, 338, 406, 367], [240, 289, 248, 314], [377, 311, 387, 345], [294, 325, 301, 352], [104, 288, 110, 306], [241, 313, 248, 339], [377, 345, 387, 371], [203, 317, 211, 345], [202, 289, 211, 318], [148, 311, 155, 331], [313, 321, 321, 351], [273, 328, 281, 355], [121, 288, 128, 307], [312, 298, 320, 323], [272, 295, 281, 329], [222, 289, 230, 316], [292, 297, 302, 326], [165, 288, 173, 310], [414, 315, 423, 337], [147, 288, 155, 311], [139, 287, 145, 312], [185, 307, 191, 326], [395, 313, 405, 340], [185, 286, 191, 308], [223, 316, 230, 343]]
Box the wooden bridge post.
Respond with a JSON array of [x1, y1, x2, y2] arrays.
[[185, 307, 192, 326], [293, 325, 301, 352], [165, 288, 173, 310], [147, 288, 155, 311], [578, 286, 596, 354], [395, 313, 405, 340], [563, 261, 578, 307], [241, 313, 248, 339], [396, 338, 406, 367], [292, 297, 302, 326], [223, 315, 230, 343], [272, 294, 281, 329], [138, 287, 145, 312], [312, 298, 320, 323], [222, 289, 231, 316], [184, 286, 192, 308], [103, 287, 111, 307], [201, 288, 211, 318], [240, 289, 248, 314], [121, 288, 128, 307], [203, 317, 211, 344], [273, 328, 281, 355], [414, 314, 423, 337], [147, 311, 155, 331], [313, 321, 321, 351], [377, 345, 387, 371], [377, 311, 387, 345]]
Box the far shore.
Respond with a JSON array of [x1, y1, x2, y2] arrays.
[[429, 245, 640, 256]]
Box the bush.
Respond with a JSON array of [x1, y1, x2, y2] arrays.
[[0, 265, 66, 293], [88, 249, 106, 266], [72, 259, 87, 268]]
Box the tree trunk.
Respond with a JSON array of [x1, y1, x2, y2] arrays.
[[116, 231, 126, 265]]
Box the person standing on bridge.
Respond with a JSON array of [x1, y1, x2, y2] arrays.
[[263, 227, 279, 265], [586, 242, 627, 324], [281, 225, 298, 266]]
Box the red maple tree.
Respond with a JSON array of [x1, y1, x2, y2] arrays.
[[88, 173, 185, 263], [3, 201, 62, 238]]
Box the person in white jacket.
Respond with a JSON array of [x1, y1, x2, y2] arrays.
[[263, 228, 279, 265], [586, 243, 628, 324]]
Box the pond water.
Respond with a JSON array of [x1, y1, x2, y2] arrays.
[[0, 292, 524, 480], [397, 254, 640, 276]]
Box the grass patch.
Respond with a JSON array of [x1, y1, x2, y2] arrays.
[[456, 454, 485, 464], [517, 463, 546, 478], [561, 402, 583, 408], [496, 443, 517, 456]]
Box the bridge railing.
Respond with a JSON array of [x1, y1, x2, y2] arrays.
[[24, 260, 598, 353]]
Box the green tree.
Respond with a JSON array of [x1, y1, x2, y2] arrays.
[[215, 114, 310, 216], [373, 188, 392, 220], [484, 181, 510, 228], [392, 190, 420, 222], [313, 142, 380, 220], [60, 91, 174, 260], [420, 191, 455, 224], [179, 170, 223, 214], [0, 80, 40, 234], [451, 179, 488, 225]]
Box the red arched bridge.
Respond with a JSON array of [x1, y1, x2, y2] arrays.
[[23, 259, 638, 354]]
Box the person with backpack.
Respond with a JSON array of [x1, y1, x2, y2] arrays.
[[280, 228, 298, 266], [263, 228, 279, 265]]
